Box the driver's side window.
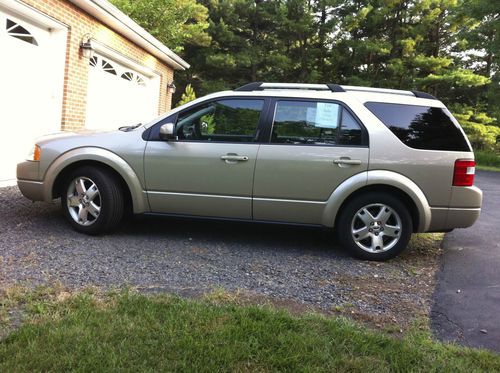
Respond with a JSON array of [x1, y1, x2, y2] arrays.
[[176, 99, 264, 142]]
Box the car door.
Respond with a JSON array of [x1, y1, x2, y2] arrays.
[[253, 98, 369, 224], [144, 97, 267, 219]]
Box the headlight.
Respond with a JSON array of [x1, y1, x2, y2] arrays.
[[27, 144, 41, 161]]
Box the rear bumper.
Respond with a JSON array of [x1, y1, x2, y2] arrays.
[[428, 207, 481, 232], [427, 185, 482, 232]]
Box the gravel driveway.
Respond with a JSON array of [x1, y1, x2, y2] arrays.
[[0, 186, 441, 328]]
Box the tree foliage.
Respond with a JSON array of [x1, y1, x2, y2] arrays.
[[114, 0, 500, 151], [110, 0, 210, 53], [177, 84, 197, 107]]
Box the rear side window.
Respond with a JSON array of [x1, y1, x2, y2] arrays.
[[271, 100, 364, 146], [365, 102, 471, 151]]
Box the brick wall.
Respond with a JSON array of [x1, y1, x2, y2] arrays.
[[20, 0, 175, 131]]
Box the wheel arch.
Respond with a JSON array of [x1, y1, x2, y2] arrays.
[[321, 170, 431, 232], [44, 148, 148, 214]]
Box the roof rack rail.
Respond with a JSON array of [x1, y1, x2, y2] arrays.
[[234, 82, 436, 99], [234, 82, 264, 91], [234, 82, 346, 93], [411, 90, 436, 99]]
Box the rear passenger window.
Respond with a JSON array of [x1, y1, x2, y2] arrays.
[[338, 110, 363, 146], [365, 102, 471, 151], [271, 100, 363, 146]]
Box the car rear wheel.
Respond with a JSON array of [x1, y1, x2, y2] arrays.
[[61, 167, 124, 235], [337, 193, 412, 261]]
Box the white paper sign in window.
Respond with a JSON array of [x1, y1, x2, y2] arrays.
[[314, 103, 340, 128]]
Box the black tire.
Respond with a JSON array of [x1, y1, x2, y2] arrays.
[[337, 192, 412, 261], [61, 166, 124, 235]]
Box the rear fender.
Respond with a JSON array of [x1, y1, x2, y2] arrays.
[[321, 170, 431, 232]]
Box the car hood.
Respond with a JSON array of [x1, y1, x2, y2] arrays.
[[36, 129, 119, 145]]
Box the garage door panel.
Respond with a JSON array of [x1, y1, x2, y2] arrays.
[[85, 54, 159, 131], [0, 10, 65, 182]]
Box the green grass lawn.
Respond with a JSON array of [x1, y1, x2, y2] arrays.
[[1, 290, 499, 372], [475, 150, 500, 172]]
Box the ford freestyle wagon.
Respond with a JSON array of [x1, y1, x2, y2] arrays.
[[17, 82, 482, 260]]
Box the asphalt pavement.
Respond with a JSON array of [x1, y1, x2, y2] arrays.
[[432, 170, 500, 352]]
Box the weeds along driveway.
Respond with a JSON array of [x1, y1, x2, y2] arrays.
[[0, 186, 441, 329]]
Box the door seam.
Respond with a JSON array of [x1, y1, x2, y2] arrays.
[[250, 144, 261, 220]]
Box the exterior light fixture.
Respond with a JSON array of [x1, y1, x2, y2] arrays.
[[80, 34, 94, 59], [167, 82, 176, 94]]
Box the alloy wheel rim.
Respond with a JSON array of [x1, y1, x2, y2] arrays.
[[350, 203, 402, 253], [66, 177, 101, 226]]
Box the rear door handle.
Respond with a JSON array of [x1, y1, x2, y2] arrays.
[[221, 154, 249, 163], [333, 158, 362, 166]]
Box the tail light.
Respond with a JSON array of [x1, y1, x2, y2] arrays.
[[453, 159, 475, 186]]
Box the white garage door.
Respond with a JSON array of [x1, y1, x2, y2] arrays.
[[0, 8, 65, 182], [85, 54, 160, 130]]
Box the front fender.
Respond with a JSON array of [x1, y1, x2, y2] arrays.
[[321, 170, 431, 232], [42, 147, 148, 213]]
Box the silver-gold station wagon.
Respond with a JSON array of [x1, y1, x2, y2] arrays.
[[17, 82, 482, 260]]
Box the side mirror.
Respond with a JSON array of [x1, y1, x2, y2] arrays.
[[159, 123, 176, 141]]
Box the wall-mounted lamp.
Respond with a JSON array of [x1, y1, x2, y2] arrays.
[[167, 82, 176, 94], [80, 34, 94, 59]]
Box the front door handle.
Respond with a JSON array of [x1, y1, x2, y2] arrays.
[[333, 157, 362, 166], [221, 154, 249, 164]]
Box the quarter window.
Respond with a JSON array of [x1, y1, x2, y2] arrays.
[[176, 99, 264, 142], [271, 100, 363, 146], [365, 102, 471, 151]]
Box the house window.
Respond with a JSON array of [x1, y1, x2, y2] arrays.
[[6, 18, 38, 46]]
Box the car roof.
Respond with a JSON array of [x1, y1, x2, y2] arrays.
[[145, 83, 444, 128], [206, 86, 444, 107]]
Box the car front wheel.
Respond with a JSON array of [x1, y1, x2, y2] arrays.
[[61, 166, 124, 235], [337, 193, 412, 261]]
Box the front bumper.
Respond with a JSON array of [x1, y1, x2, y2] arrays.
[[17, 160, 46, 202], [17, 179, 45, 201]]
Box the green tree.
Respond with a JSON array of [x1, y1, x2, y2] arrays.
[[177, 84, 197, 107], [114, 0, 499, 145], [110, 0, 210, 53]]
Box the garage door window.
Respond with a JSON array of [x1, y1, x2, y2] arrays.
[[6, 18, 37, 45], [101, 59, 116, 75], [90, 56, 147, 85], [121, 71, 146, 86], [86, 54, 159, 130]]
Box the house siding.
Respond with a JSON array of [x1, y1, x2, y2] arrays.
[[19, 0, 175, 131]]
